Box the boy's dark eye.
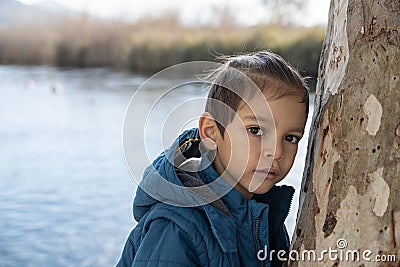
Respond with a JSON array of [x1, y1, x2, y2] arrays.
[[285, 135, 301, 144], [247, 127, 264, 136]]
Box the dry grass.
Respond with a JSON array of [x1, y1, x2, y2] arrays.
[[0, 13, 325, 89]]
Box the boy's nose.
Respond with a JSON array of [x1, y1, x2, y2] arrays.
[[263, 143, 283, 161], [274, 142, 284, 161], [263, 141, 283, 161]]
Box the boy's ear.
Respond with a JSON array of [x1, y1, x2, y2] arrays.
[[199, 112, 217, 151]]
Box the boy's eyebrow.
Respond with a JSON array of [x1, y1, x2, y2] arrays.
[[289, 127, 305, 133], [242, 114, 305, 133], [241, 114, 272, 124]]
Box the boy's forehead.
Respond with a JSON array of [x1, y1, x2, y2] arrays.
[[236, 97, 274, 122], [236, 93, 306, 121], [238, 91, 270, 110]]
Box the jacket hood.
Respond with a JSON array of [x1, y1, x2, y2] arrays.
[[132, 127, 294, 229], [133, 128, 233, 221]]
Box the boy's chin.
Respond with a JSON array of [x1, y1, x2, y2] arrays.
[[248, 183, 275, 195]]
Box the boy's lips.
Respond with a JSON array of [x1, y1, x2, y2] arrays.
[[254, 167, 280, 179]]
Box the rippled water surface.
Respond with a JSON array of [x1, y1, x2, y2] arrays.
[[0, 65, 313, 266]]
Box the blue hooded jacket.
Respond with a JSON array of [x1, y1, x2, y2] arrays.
[[117, 128, 294, 267]]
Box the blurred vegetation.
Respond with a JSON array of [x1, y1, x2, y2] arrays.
[[0, 13, 325, 90]]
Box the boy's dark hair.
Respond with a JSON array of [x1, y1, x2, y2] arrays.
[[204, 50, 309, 136]]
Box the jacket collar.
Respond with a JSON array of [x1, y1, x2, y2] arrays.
[[198, 156, 295, 253], [133, 128, 294, 253], [252, 185, 295, 228]]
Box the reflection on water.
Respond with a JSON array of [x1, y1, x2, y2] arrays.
[[0, 65, 313, 266]]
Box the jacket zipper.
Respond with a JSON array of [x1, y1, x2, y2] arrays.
[[276, 225, 283, 253], [255, 217, 265, 267], [276, 191, 295, 253]]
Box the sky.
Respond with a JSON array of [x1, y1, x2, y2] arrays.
[[18, 0, 331, 27]]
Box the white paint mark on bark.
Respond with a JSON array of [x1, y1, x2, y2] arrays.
[[316, 182, 390, 262], [314, 186, 377, 265], [313, 167, 391, 259], [363, 94, 383, 136], [370, 167, 390, 217], [325, 0, 350, 96]]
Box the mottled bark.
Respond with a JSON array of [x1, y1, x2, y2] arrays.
[[289, 0, 399, 266]]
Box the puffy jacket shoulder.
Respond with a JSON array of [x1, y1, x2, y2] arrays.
[[117, 202, 232, 267]]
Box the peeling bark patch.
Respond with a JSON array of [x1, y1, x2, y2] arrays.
[[370, 167, 390, 217], [322, 211, 337, 237], [324, 0, 350, 97], [363, 94, 383, 135], [396, 123, 400, 137]]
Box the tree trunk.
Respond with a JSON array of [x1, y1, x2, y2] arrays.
[[289, 0, 399, 266]]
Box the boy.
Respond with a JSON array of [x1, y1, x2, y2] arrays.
[[118, 51, 309, 266]]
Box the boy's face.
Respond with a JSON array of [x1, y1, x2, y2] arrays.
[[212, 93, 307, 199]]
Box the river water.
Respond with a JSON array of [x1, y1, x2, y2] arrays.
[[0, 65, 313, 266]]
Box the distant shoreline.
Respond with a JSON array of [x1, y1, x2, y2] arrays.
[[0, 15, 324, 92]]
